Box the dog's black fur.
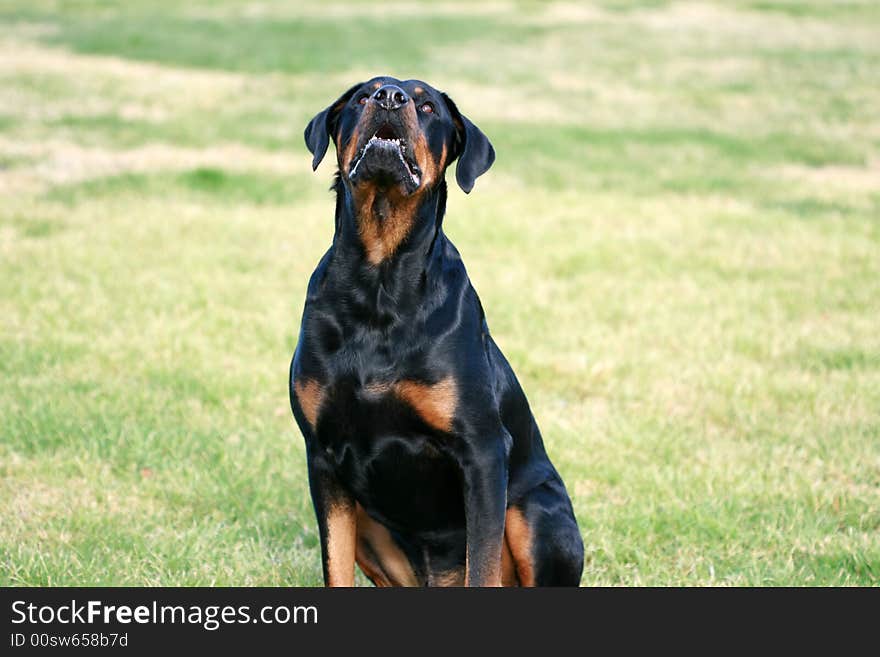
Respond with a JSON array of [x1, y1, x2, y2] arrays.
[[290, 77, 583, 586]]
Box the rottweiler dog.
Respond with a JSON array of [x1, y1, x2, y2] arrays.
[[290, 77, 584, 586]]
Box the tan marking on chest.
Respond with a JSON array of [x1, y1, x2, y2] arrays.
[[393, 376, 457, 432], [293, 378, 325, 430]]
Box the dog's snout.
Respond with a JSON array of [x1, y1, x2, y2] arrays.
[[372, 84, 409, 111]]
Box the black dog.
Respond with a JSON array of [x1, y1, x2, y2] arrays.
[[290, 77, 583, 586]]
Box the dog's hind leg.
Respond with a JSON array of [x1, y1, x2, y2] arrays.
[[505, 478, 584, 587], [354, 504, 421, 587]]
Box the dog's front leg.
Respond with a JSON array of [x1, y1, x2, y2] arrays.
[[307, 451, 357, 587], [457, 440, 509, 587]]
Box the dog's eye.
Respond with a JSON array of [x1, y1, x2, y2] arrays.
[[419, 102, 434, 114], [357, 95, 368, 105]]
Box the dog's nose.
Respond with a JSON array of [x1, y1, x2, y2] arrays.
[[372, 84, 409, 111]]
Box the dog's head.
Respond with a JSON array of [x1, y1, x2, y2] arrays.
[[305, 76, 494, 196]]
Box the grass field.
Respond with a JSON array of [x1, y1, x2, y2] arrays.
[[1, 0, 879, 586]]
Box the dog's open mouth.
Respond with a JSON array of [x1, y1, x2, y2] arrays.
[[349, 123, 421, 191]]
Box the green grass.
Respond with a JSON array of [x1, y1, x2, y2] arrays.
[[1, 0, 879, 586], [45, 168, 308, 206]]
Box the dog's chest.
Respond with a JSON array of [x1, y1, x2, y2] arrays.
[[294, 371, 456, 444], [293, 370, 464, 528], [292, 320, 458, 444], [290, 297, 470, 525]]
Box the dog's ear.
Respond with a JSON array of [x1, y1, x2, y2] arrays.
[[304, 82, 363, 171], [442, 93, 495, 194]]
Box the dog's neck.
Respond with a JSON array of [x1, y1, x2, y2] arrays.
[[320, 176, 451, 322], [332, 174, 448, 274]]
